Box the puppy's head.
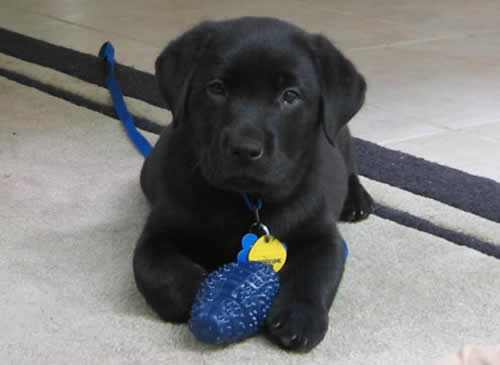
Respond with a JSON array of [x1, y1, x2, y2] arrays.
[[156, 17, 365, 198]]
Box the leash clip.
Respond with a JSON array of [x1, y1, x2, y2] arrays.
[[249, 222, 271, 242]]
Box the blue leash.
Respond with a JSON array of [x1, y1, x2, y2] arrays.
[[98, 42, 348, 261], [99, 42, 153, 158]]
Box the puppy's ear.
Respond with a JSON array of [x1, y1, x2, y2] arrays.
[[310, 35, 366, 145], [155, 22, 212, 126]]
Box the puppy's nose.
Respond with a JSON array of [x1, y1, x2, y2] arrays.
[[229, 140, 264, 161]]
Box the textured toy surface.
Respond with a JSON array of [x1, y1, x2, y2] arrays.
[[189, 261, 280, 345]]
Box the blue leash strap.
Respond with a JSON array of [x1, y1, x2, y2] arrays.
[[241, 192, 263, 212], [99, 42, 153, 158]]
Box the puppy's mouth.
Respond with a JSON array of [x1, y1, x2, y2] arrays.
[[221, 176, 266, 193]]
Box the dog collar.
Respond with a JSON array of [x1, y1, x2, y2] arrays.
[[241, 192, 262, 211], [239, 193, 287, 272], [241, 192, 268, 235]]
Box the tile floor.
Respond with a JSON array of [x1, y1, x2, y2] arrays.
[[1, 0, 499, 181]]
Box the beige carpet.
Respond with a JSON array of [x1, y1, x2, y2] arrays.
[[1, 70, 500, 365]]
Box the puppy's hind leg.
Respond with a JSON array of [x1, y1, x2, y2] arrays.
[[336, 127, 375, 222], [133, 212, 207, 322], [340, 174, 375, 222]]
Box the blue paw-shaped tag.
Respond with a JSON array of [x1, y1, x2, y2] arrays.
[[237, 233, 258, 263]]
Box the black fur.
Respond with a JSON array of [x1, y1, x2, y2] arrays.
[[133, 17, 374, 352]]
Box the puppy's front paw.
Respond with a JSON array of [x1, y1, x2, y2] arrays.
[[266, 299, 328, 352]]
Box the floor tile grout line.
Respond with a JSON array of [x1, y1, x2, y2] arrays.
[[375, 132, 449, 147], [295, 1, 500, 49], [363, 103, 454, 131], [347, 29, 500, 52], [363, 102, 500, 134], [382, 123, 500, 148], [3, 5, 165, 49], [286, 3, 472, 51], [453, 118, 500, 131], [365, 103, 500, 134]]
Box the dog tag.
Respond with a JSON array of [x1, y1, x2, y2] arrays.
[[248, 236, 287, 272], [237, 234, 287, 272], [237, 233, 258, 263]]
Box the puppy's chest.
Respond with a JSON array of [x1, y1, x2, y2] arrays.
[[176, 198, 290, 268], [181, 207, 253, 266]]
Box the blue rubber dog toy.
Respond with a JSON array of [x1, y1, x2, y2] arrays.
[[189, 261, 280, 344]]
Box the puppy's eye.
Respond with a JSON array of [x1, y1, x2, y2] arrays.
[[207, 80, 226, 96], [281, 89, 300, 104]]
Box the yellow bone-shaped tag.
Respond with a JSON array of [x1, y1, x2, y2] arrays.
[[248, 236, 287, 272]]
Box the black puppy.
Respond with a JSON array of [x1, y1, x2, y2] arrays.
[[133, 17, 374, 352]]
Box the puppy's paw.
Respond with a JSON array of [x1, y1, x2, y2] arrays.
[[160, 262, 207, 322], [266, 299, 328, 352], [340, 175, 375, 222], [135, 254, 207, 323]]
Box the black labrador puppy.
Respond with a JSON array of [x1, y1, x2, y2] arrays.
[[133, 17, 374, 352]]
